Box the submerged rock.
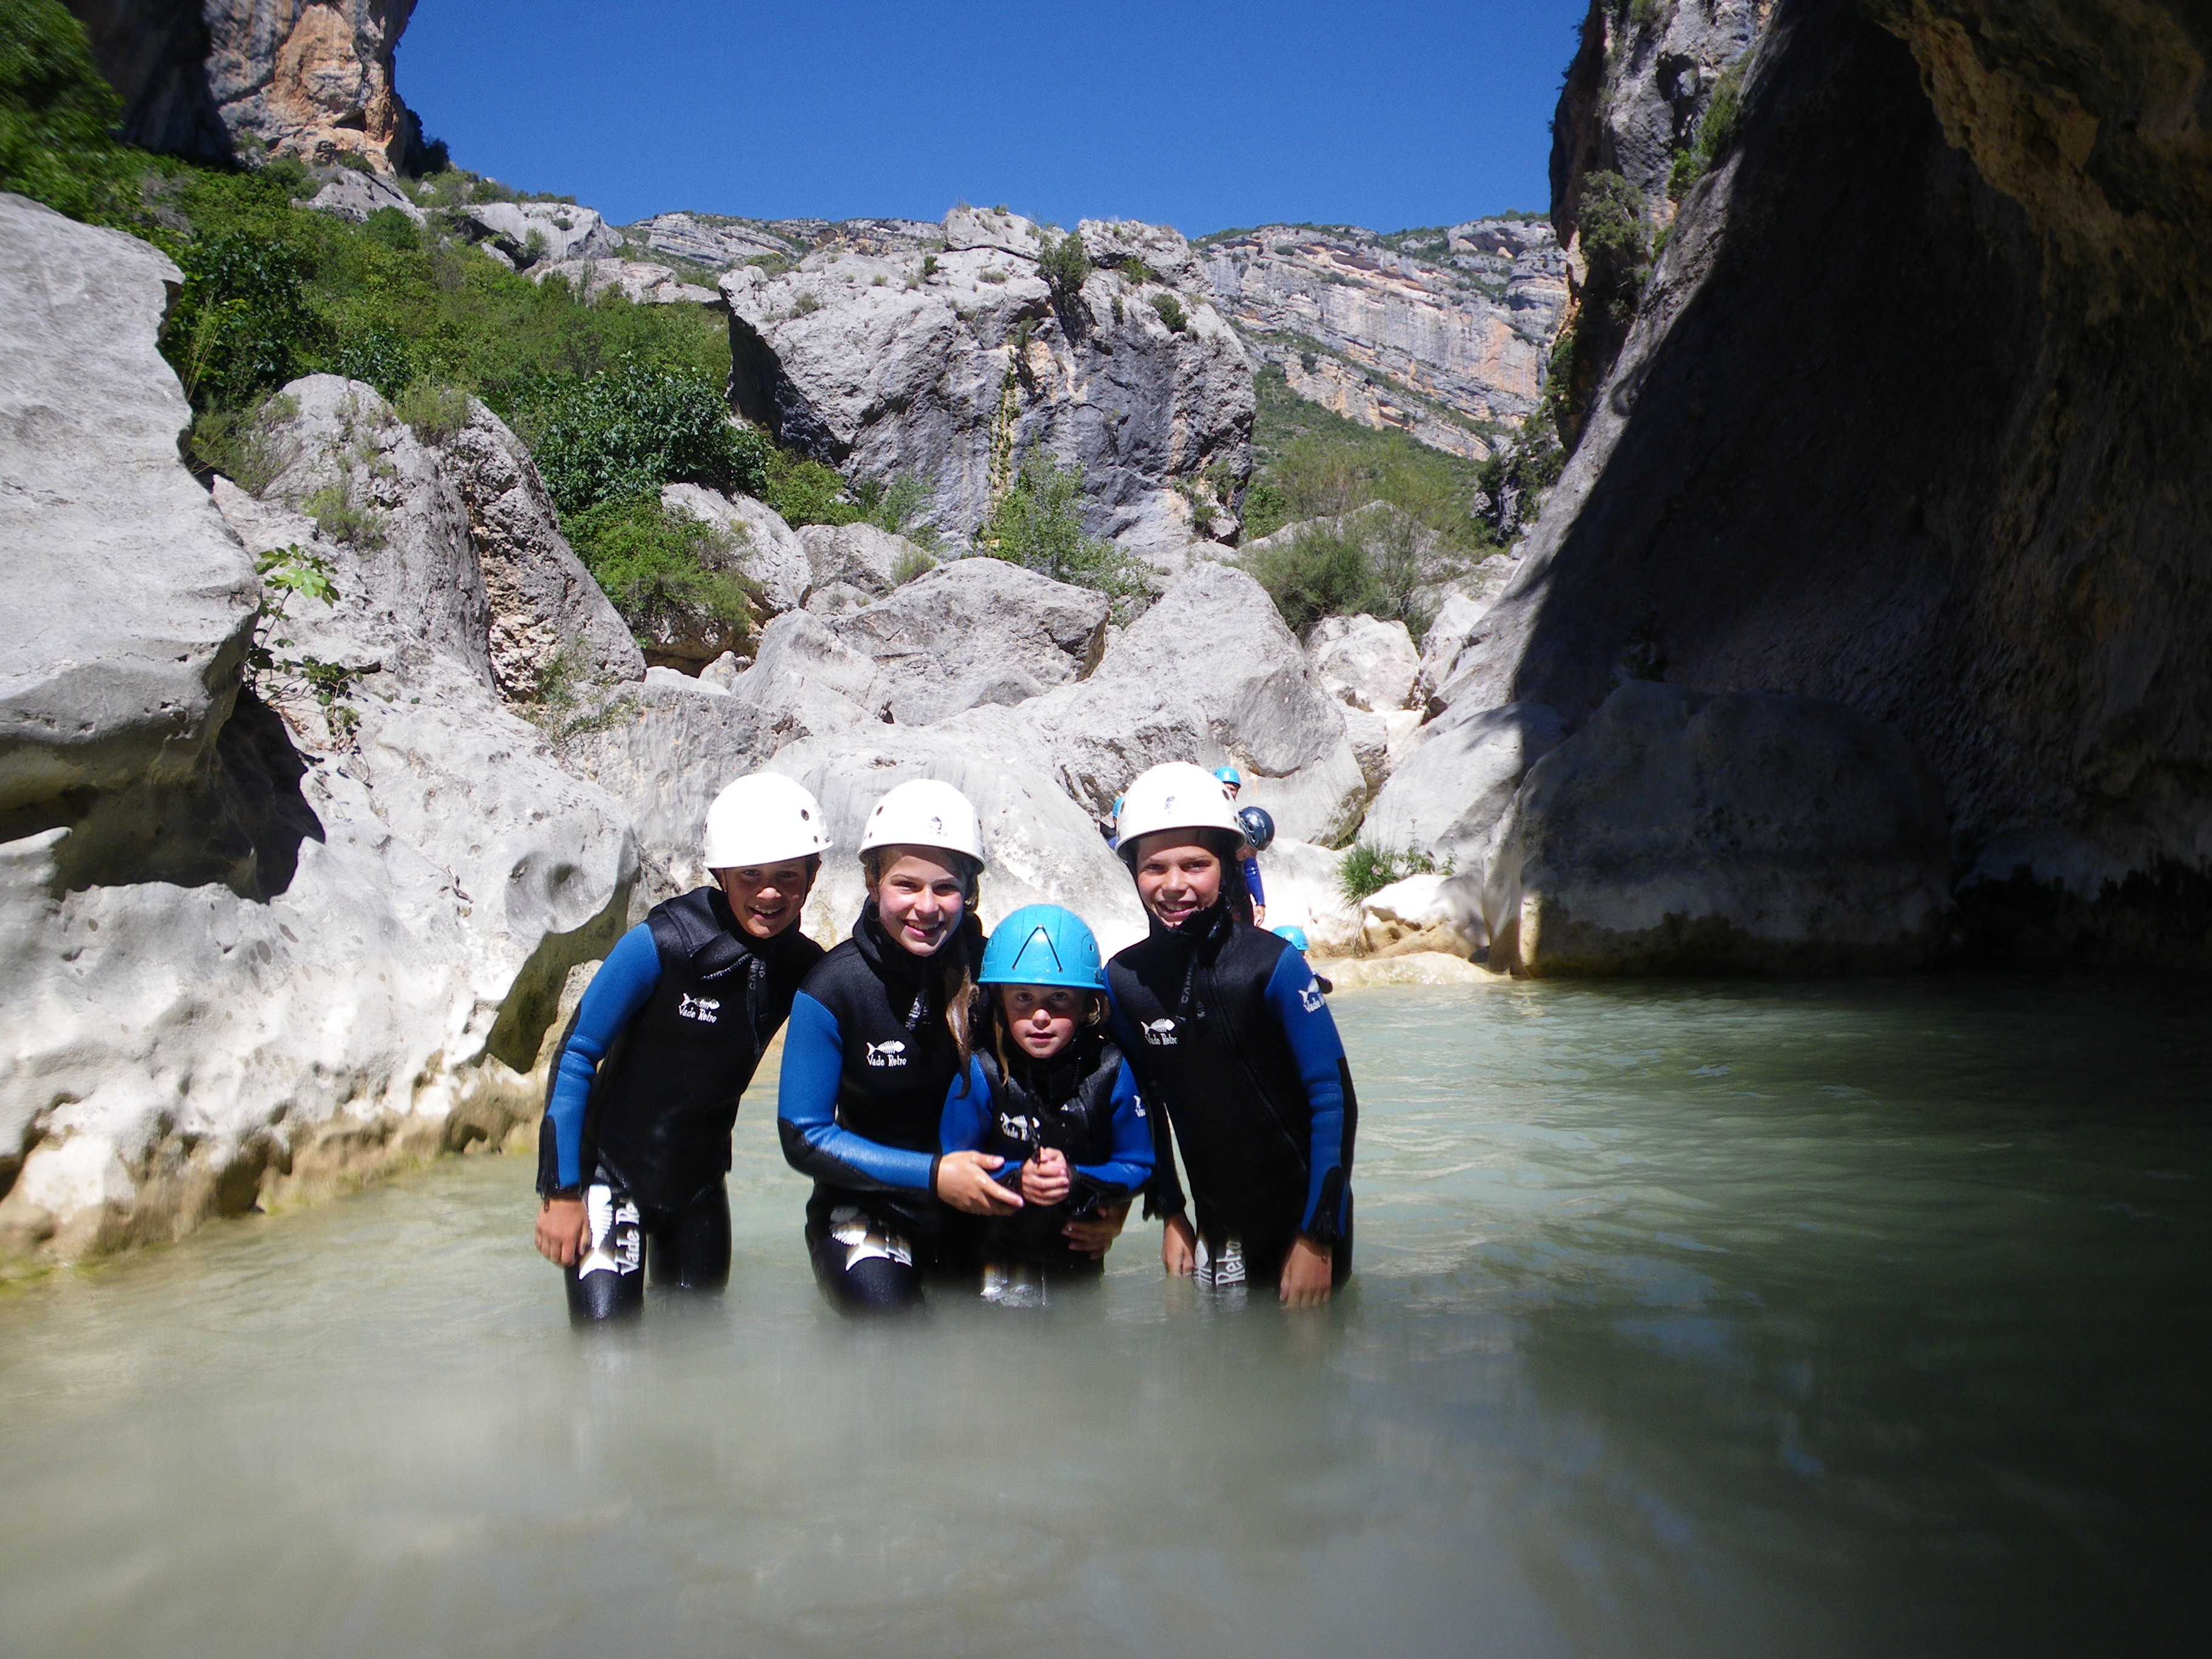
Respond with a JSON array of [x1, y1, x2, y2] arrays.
[[1482, 682, 1956, 976]]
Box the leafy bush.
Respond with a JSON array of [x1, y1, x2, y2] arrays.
[[891, 546, 936, 585], [1243, 508, 1434, 638], [333, 322, 415, 400], [302, 475, 386, 548], [184, 393, 298, 492], [360, 206, 420, 252], [1338, 842, 1443, 905], [394, 381, 471, 444], [853, 471, 939, 550], [563, 496, 757, 651], [1245, 366, 1490, 548], [1576, 170, 1648, 267], [1149, 292, 1187, 333], [1667, 56, 1748, 198], [163, 230, 321, 407], [527, 360, 769, 516], [1038, 229, 1090, 305], [985, 453, 1148, 611], [790, 290, 821, 315], [0, 0, 142, 225], [763, 447, 861, 528]]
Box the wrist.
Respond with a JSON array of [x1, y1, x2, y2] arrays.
[[928, 1153, 944, 1198], [543, 1186, 582, 1204]]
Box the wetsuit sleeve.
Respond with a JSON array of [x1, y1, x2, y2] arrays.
[[938, 1058, 993, 1155], [539, 923, 660, 1192], [1071, 1058, 1155, 1198], [1106, 975, 1186, 1222], [776, 991, 939, 1194], [1264, 947, 1356, 1243], [1243, 856, 1267, 906]]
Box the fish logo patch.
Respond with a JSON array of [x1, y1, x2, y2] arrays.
[[1299, 979, 1326, 1013], [679, 993, 721, 1024], [1142, 1018, 1178, 1047], [867, 1039, 908, 1067]]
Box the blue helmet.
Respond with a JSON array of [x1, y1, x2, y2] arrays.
[[1272, 924, 1310, 953], [1236, 804, 1276, 851], [1213, 765, 1242, 787], [1111, 795, 1125, 818], [979, 904, 1105, 990]]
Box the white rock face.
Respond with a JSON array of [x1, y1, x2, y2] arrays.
[[660, 484, 810, 617], [831, 559, 1107, 724], [729, 610, 886, 735], [1358, 872, 1485, 957], [531, 258, 719, 306], [0, 215, 643, 1267], [1417, 557, 1524, 711], [305, 169, 424, 225], [930, 562, 1369, 844], [797, 521, 920, 611], [765, 727, 1150, 957], [721, 208, 1252, 554], [0, 194, 261, 820], [1483, 682, 1957, 976], [1253, 839, 1361, 957], [1365, 701, 1567, 874], [460, 201, 620, 270], [1308, 614, 1419, 712]]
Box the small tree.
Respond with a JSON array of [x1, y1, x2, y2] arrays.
[[985, 453, 1148, 613], [1038, 228, 1091, 307]]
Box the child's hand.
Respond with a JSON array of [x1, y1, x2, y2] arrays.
[[1279, 1236, 1333, 1307], [935, 1151, 1022, 1216], [1064, 1198, 1130, 1259], [1022, 1147, 1071, 1205], [534, 1197, 589, 1267], [1161, 1213, 1198, 1276]]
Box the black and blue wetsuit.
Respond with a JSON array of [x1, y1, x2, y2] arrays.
[[1106, 899, 1356, 1292], [537, 886, 823, 1321], [1241, 854, 1266, 911], [777, 904, 984, 1312], [939, 1032, 1152, 1273]]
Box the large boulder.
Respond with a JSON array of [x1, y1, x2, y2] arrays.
[[0, 216, 642, 1269], [722, 208, 1252, 554], [531, 259, 719, 306], [1364, 701, 1567, 873], [1307, 614, 1419, 712], [306, 169, 424, 226], [726, 610, 885, 736], [660, 484, 811, 617], [831, 559, 1107, 723], [1481, 681, 1957, 976], [1253, 839, 1362, 957], [1357, 872, 1485, 958], [797, 521, 920, 614], [765, 727, 1150, 956], [931, 563, 1369, 843], [459, 201, 620, 270], [0, 195, 260, 836]]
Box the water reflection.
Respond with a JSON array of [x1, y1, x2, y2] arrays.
[[1, 974, 2204, 1657]]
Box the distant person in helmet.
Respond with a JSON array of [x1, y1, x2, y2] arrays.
[[939, 905, 1153, 1302], [776, 779, 1015, 1313], [534, 772, 830, 1322], [1108, 762, 1357, 1308], [1213, 765, 1269, 928], [1272, 923, 1331, 996]]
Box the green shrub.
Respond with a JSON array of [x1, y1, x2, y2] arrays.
[[1118, 255, 1158, 284], [1667, 56, 1748, 198], [1338, 842, 1442, 905], [1039, 228, 1090, 305], [763, 447, 860, 528], [163, 230, 321, 407], [1241, 478, 1290, 540], [1243, 518, 1407, 636], [1576, 170, 1648, 267], [184, 393, 297, 491], [790, 290, 820, 315], [0, 0, 144, 225], [921, 253, 939, 278], [394, 381, 471, 444], [891, 546, 936, 585], [527, 360, 769, 516], [862, 470, 939, 550], [985, 453, 1148, 611], [563, 496, 756, 651], [361, 206, 419, 252], [302, 476, 386, 548], [333, 322, 415, 399], [1149, 292, 1187, 333]]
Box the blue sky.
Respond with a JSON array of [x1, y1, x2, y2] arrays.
[[399, 1, 1590, 236]]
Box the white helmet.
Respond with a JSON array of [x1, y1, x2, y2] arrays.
[[1114, 761, 1245, 849], [857, 777, 985, 863], [702, 772, 831, 869]]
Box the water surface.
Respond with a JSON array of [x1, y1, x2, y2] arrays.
[[2, 974, 2205, 1657]]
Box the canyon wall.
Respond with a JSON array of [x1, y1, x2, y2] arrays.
[[1455, 0, 2212, 964]]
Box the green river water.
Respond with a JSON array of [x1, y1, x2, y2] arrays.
[[1, 974, 2205, 1657]]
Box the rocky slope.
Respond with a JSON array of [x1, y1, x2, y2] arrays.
[[65, 0, 427, 172], [1442, 0, 2212, 965], [1195, 220, 1568, 459], [722, 207, 1253, 556]]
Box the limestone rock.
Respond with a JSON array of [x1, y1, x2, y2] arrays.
[[1198, 220, 1567, 458], [1413, 565, 1518, 711], [831, 559, 1108, 725], [1342, 707, 1392, 793], [722, 209, 1253, 554], [306, 168, 423, 225], [797, 521, 920, 609], [0, 195, 260, 828], [1482, 682, 1956, 976], [660, 484, 810, 616], [1252, 839, 1362, 957], [74, 0, 427, 170], [460, 201, 621, 271], [765, 726, 1151, 956], [1307, 614, 1419, 712], [1366, 701, 1566, 873], [427, 397, 644, 697], [728, 610, 885, 736], [531, 259, 720, 305], [1324, 951, 1501, 988], [1077, 218, 1199, 286], [1358, 872, 1484, 958]]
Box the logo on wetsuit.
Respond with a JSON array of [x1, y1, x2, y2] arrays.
[[1142, 1018, 1178, 1047], [996, 1110, 1039, 1145], [677, 993, 721, 1024], [866, 1039, 908, 1067], [1299, 979, 1325, 1013]]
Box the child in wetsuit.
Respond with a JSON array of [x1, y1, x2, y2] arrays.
[[938, 904, 1152, 1302]]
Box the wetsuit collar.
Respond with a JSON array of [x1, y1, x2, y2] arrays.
[[1146, 896, 1233, 954], [1003, 1025, 1101, 1102]]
